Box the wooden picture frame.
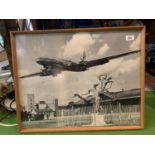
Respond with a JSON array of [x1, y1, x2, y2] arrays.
[[10, 26, 145, 133]]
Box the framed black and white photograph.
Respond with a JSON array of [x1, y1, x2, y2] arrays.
[[11, 26, 145, 133]]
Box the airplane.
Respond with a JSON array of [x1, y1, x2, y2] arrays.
[[20, 50, 140, 78]]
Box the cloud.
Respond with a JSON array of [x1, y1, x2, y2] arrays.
[[95, 58, 123, 76], [112, 56, 140, 78], [94, 55, 140, 78], [97, 43, 110, 57], [92, 34, 100, 39], [16, 47, 25, 57], [119, 57, 140, 73], [130, 34, 141, 51], [61, 33, 95, 60], [98, 39, 104, 43]]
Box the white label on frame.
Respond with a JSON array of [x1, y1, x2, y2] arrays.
[[126, 35, 135, 41]]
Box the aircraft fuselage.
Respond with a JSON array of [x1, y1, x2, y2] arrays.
[[36, 57, 87, 72]]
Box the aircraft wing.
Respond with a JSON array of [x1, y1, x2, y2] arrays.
[[20, 72, 41, 78], [86, 50, 140, 68]]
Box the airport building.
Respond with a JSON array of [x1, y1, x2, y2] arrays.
[[22, 88, 141, 126]]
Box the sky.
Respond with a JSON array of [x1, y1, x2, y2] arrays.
[[15, 29, 142, 108]]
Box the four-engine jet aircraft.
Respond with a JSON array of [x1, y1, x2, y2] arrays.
[[20, 50, 140, 78]]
